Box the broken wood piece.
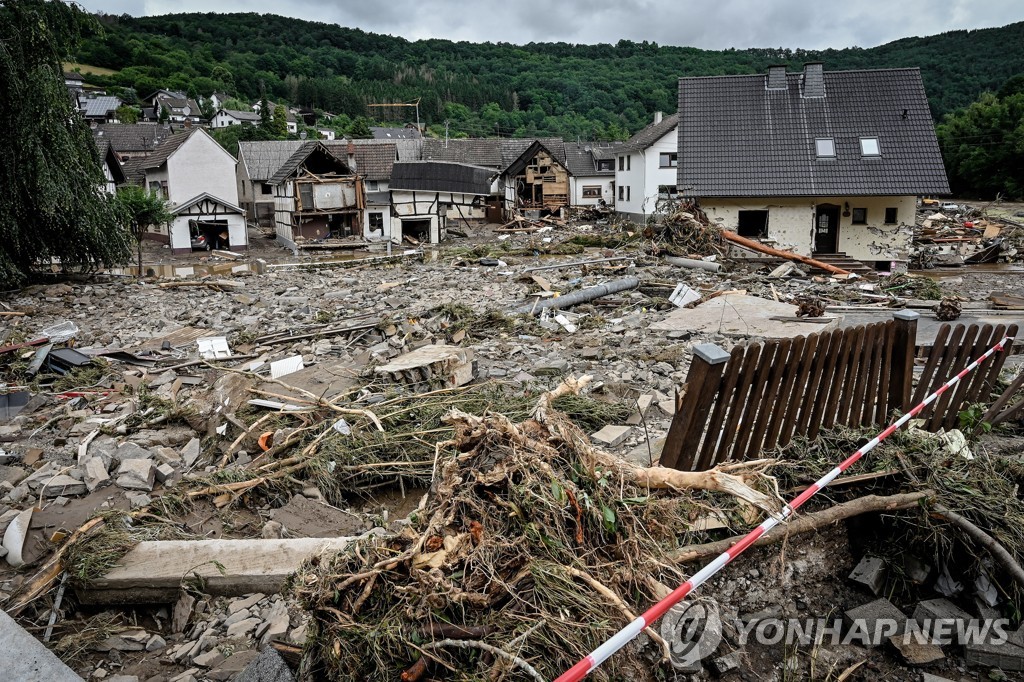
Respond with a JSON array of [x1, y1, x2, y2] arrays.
[[721, 230, 852, 276], [80, 536, 367, 604]]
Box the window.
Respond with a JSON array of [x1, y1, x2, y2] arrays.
[[815, 138, 835, 157], [260, 183, 273, 195], [366, 180, 380, 192], [582, 185, 602, 198], [298, 183, 314, 209], [851, 208, 867, 224], [627, 155, 631, 171], [626, 186, 631, 201], [596, 159, 614, 171], [369, 212, 384, 231], [860, 137, 880, 156], [148, 180, 167, 199], [658, 185, 679, 199], [884, 207, 898, 224], [659, 153, 678, 168], [618, 185, 624, 201], [618, 156, 625, 172], [737, 210, 769, 238]]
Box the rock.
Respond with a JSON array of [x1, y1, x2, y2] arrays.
[[83, 457, 111, 492], [207, 650, 260, 681], [115, 442, 154, 461], [223, 608, 252, 627], [182, 438, 202, 467], [848, 556, 887, 596], [154, 463, 179, 486], [0, 465, 28, 486], [288, 624, 307, 646], [843, 598, 907, 648], [888, 634, 944, 665], [146, 634, 167, 652], [126, 492, 152, 508], [94, 635, 145, 652], [711, 650, 742, 674], [194, 649, 225, 668], [106, 675, 139, 682], [236, 646, 295, 682], [41, 474, 87, 498], [172, 593, 196, 634], [590, 425, 631, 447], [115, 459, 155, 491], [257, 601, 290, 646], [227, 617, 262, 639], [535, 358, 570, 375], [229, 594, 265, 614]]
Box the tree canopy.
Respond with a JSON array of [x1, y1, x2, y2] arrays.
[[0, 0, 132, 287]]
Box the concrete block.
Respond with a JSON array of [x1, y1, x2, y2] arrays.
[[912, 598, 974, 645], [374, 345, 474, 389], [84, 456, 111, 492], [41, 474, 87, 498], [0, 608, 82, 681], [888, 634, 944, 665], [155, 463, 179, 486], [848, 555, 887, 595], [965, 636, 1024, 671], [711, 650, 742, 674], [116, 459, 155, 491], [591, 425, 632, 447], [843, 598, 907, 648], [625, 394, 655, 425]]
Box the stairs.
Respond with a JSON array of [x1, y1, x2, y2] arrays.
[[810, 252, 878, 278]]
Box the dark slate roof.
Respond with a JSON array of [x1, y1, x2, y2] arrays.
[[238, 141, 305, 181], [371, 126, 422, 139], [622, 113, 679, 152], [350, 143, 396, 181], [350, 137, 422, 162], [562, 142, 622, 177], [93, 124, 172, 153], [502, 139, 575, 178], [219, 108, 260, 122], [677, 67, 951, 197], [501, 138, 566, 170], [390, 161, 494, 194], [136, 129, 197, 171], [96, 139, 127, 184], [267, 141, 351, 185], [81, 96, 123, 118], [422, 138, 503, 168]]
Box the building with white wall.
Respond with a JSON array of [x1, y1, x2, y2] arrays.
[[613, 112, 679, 223], [389, 162, 494, 243], [677, 64, 950, 269]]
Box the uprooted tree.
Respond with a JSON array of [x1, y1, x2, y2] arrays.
[[0, 0, 133, 288]]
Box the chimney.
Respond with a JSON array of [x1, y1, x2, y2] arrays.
[[801, 62, 825, 99], [347, 141, 357, 174], [766, 64, 787, 90], [653, 111, 663, 125]]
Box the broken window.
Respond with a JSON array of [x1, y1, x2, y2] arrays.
[[260, 183, 273, 195], [369, 212, 384, 231], [852, 208, 867, 224], [582, 185, 602, 198], [597, 159, 614, 171], [815, 138, 835, 158], [737, 210, 768, 237], [659, 153, 678, 168], [658, 185, 678, 198], [884, 207, 898, 224], [860, 137, 881, 156]]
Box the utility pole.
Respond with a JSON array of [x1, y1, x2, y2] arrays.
[[444, 120, 450, 148]]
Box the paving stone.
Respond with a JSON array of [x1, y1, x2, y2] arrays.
[[888, 634, 945, 665], [591, 425, 631, 447], [116, 459, 155, 491], [227, 617, 261, 639], [848, 555, 887, 595], [964, 636, 1024, 671], [229, 593, 265, 614], [843, 598, 907, 648], [912, 598, 975, 645], [83, 456, 111, 492], [182, 438, 202, 467]]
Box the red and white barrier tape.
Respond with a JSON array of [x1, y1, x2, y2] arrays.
[[555, 335, 1013, 682]]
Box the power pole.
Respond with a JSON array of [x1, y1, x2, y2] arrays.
[[444, 120, 450, 148]]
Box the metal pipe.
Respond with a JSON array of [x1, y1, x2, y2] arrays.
[[664, 256, 722, 273], [514, 277, 640, 315], [521, 257, 633, 274]]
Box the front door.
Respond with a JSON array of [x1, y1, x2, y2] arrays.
[[814, 204, 840, 253]]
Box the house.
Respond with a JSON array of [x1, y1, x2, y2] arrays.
[[501, 140, 574, 215], [236, 141, 305, 228], [123, 128, 246, 254], [147, 90, 204, 124], [64, 71, 85, 108], [251, 100, 298, 134], [336, 142, 397, 239], [94, 138, 126, 194], [389, 161, 494, 243], [92, 123, 174, 162], [211, 108, 261, 128], [209, 92, 231, 110], [677, 63, 950, 269], [371, 126, 422, 140], [80, 95, 123, 124], [267, 141, 363, 248], [614, 112, 679, 222], [563, 142, 620, 208], [317, 128, 336, 141]]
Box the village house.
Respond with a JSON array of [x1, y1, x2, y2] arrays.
[[677, 63, 950, 270], [92, 123, 174, 162], [147, 90, 204, 124], [210, 108, 261, 128], [389, 161, 495, 243], [614, 112, 679, 222], [80, 94, 123, 124], [236, 141, 305, 229], [564, 142, 619, 208], [341, 142, 397, 240], [251, 100, 298, 134], [94, 138, 126, 194], [123, 128, 246, 254]]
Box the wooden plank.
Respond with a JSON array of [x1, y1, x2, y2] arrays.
[[794, 330, 838, 439], [912, 324, 952, 406], [779, 332, 823, 447], [694, 346, 746, 471], [822, 325, 862, 433], [730, 341, 780, 461], [888, 312, 919, 416], [848, 323, 877, 427], [862, 322, 888, 426], [875, 320, 896, 424], [975, 324, 1018, 418], [806, 329, 850, 438], [715, 345, 763, 464], [661, 344, 730, 470], [745, 338, 794, 459], [924, 324, 972, 430], [966, 324, 1007, 405], [80, 537, 359, 604], [764, 335, 808, 451], [941, 323, 995, 429]]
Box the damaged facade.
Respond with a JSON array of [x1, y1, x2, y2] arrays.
[[388, 161, 494, 243], [678, 63, 950, 269]]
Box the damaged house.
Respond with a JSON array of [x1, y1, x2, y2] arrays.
[[678, 63, 950, 270], [501, 140, 572, 216], [389, 161, 494, 243], [269, 141, 364, 248], [123, 128, 247, 254]]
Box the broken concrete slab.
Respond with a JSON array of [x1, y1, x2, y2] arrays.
[[849, 555, 887, 596], [912, 598, 974, 645], [888, 634, 944, 666], [83, 456, 111, 492], [269, 495, 366, 538], [115, 458, 155, 491], [82, 536, 366, 604], [965, 635, 1024, 671], [41, 474, 87, 498], [0, 608, 82, 681], [650, 294, 841, 339], [625, 394, 655, 426], [374, 344, 474, 390], [590, 424, 632, 447], [843, 598, 907, 648]]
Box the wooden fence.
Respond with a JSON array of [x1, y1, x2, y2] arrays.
[[660, 312, 1017, 471]]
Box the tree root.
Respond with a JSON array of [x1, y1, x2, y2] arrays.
[[930, 503, 1024, 589]]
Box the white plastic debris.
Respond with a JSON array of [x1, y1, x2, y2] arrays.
[[270, 355, 304, 379], [197, 337, 232, 360], [332, 418, 351, 435], [40, 321, 79, 344], [2, 508, 33, 568], [554, 314, 577, 333], [669, 283, 701, 308]]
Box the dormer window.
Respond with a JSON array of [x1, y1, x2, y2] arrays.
[[815, 138, 835, 158], [860, 137, 880, 156]]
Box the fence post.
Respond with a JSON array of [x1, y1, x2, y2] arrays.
[[889, 310, 919, 415], [661, 344, 730, 470]]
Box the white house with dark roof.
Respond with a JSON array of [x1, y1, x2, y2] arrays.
[[211, 108, 261, 128], [677, 63, 950, 270], [389, 162, 495, 243], [614, 112, 679, 222]]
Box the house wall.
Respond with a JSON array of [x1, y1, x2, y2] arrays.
[[363, 203, 392, 240], [101, 161, 117, 195], [615, 128, 677, 222], [211, 112, 255, 129], [700, 195, 917, 263], [169, 214, 246, 255], [569, 175, 615, 206], [274, 183, 297, 248], [390, 190, 485, 243], [166, 133, 239, 208]]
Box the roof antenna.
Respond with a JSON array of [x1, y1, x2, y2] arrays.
[[901, 109, 909, 119]]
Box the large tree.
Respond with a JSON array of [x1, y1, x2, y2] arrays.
[[0, 0, 133, 287], [113, 185, 172, 276]]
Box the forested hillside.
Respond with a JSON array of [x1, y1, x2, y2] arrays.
[[74, 12, 1024, 140]]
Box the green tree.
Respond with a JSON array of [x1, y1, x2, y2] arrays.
[[346, 116, 373, 139], [271, 103, 288, 137], [0, 0, 132, 286], [158, 103, 169, 123], [258, 90, 271, 129], [115, 104, 140, 124], [113, 185, 172, 276]]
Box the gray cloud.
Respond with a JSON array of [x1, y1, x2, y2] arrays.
[[77, 0, 1024, 50]]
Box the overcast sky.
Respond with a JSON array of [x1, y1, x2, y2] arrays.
[[76, 0, 1024, 50]]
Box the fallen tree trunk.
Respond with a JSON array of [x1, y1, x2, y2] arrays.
[[670, 491, 932, 563], [930, 503, 1024, 590], [721, 230, 851, 276]]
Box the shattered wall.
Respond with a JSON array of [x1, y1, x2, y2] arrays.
[[702, 195, 916, 262], [390, 190, 485, 243]]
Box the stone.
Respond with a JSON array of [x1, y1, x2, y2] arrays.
[[912, 598, 974, 645], [288, 624, 307, 645], [172, 593, 196, 633], [207, 650, 260, 681], [0, 465, 28, 486], [711, 650, 742, 674], [127, 492, 152, 508], [146, 634, 167, 652], [258, 602, 290, 646], [848, 556, 887, 595], [229, 594, 265, 614], [106, 676, 140, 682], [535, 358, 570, 375], [194, 649, 225, 668], [964, 636, 1024, 671], [84, 457, 111, 492], [116, 459, 155, 491], [0, 608, 81, 681], [94, 635, 145, 652], [374, 345, 474, 389], [223, 608, 252, 627], [920, 675, 956, 682], [843, 598, 907, 648], [236, 646, 295, 682], [624, 394, 655, 425], [888, 634, 945, 665], [227, 617, 262, 639], [41, 475, 87, 498], [115, 442, 154, 461], [154, 463, 179, 485], [182, 438, 202, 467], [590, 424, 632, 447]]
